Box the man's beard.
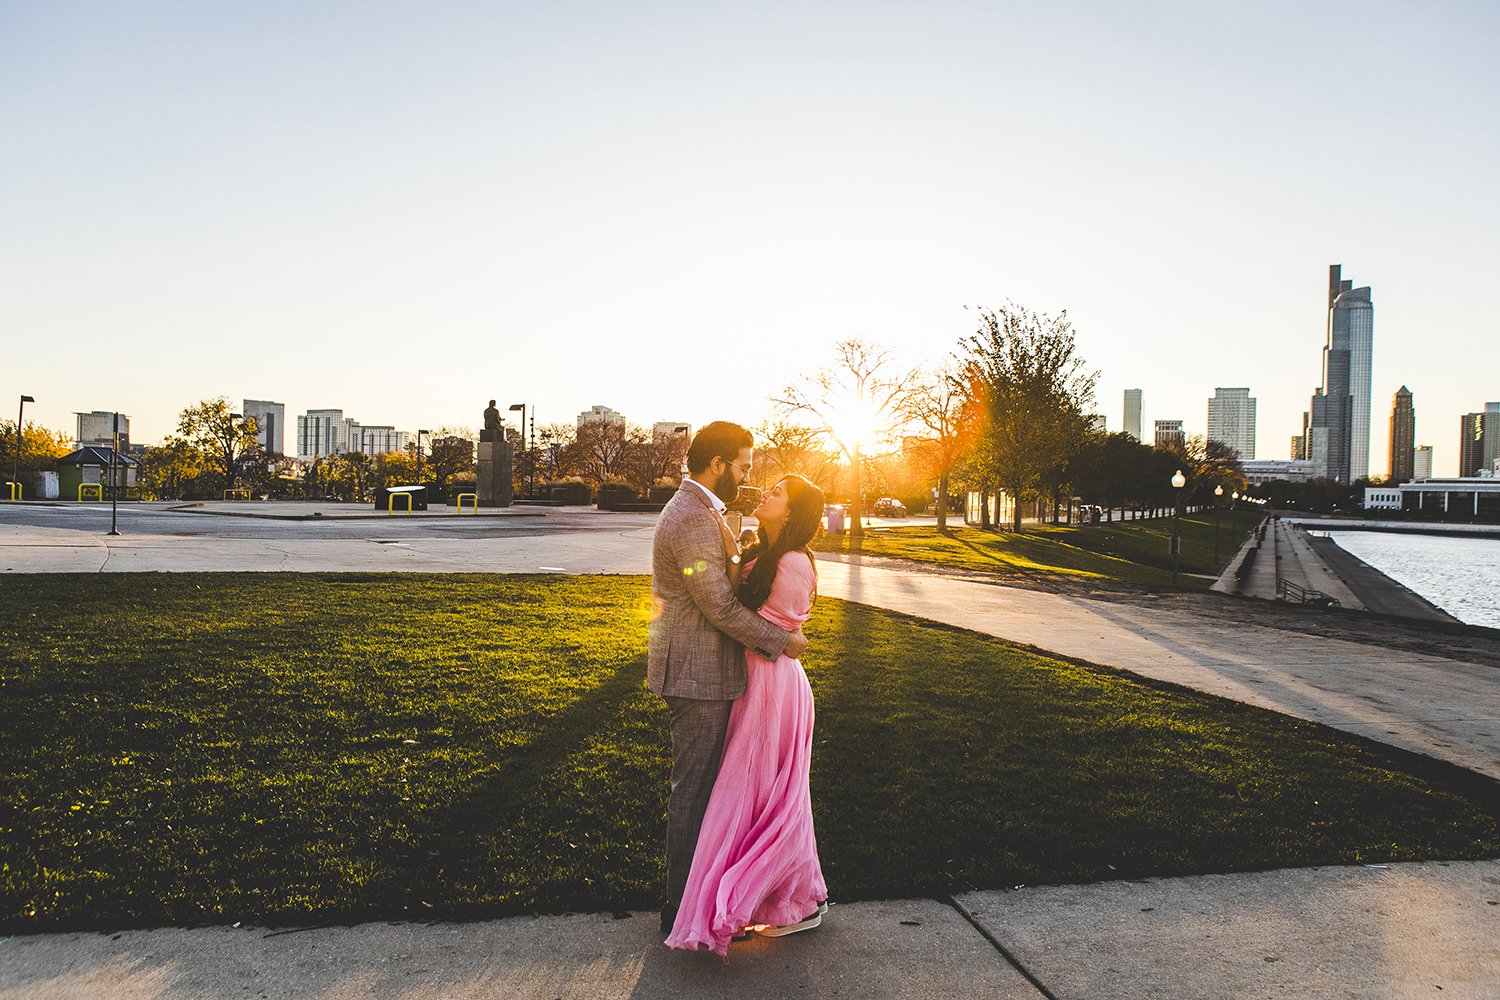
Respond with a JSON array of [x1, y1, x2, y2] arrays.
[[710, 466, 739, 504]]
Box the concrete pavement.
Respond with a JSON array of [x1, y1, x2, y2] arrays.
[[3, 861, 1496, 999]]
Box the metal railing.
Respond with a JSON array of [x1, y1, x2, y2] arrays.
[[4, 482, 20, 501], [223, 488, 253, 501], [456, 492, 478, 514], [1276, 578, 1341, 607]]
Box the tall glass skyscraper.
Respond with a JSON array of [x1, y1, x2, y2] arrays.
[[1306, 265, 1374, 483], [1123, 389, 1142, 441]]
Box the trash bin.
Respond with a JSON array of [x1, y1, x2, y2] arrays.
[[826, 504, 846, 534]]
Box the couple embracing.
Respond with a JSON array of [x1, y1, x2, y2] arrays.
[[648, 421, 829, 957]]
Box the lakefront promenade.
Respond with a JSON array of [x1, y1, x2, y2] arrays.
[[1, 502, 1497, 998]]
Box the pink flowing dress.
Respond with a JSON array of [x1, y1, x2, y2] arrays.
[[664, 551, 828, 956]]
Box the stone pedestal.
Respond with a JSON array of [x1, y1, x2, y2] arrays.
[[477, 439, 514, 508]]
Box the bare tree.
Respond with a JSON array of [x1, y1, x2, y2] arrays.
[[772, 339, 916, 537], [753, 420, 841, 490], [895, 362, 977, 533]]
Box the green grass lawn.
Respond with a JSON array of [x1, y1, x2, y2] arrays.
[[815, 512, 1256, 588], [2, 573, 1496, 933]]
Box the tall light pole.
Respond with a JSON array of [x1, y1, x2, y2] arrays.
[[508, 403, 527, 497], [12, 394, 33, 501], [1213, 484, 1224, 564], [108, 411, 121, 535], [416, 429, 430, 485], [228, 413, 243, 493], [1170, 469, 1186, 586]]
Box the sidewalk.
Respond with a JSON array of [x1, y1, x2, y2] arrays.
[[3, 860, 1495, 999]]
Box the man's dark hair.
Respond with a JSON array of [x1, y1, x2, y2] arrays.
[[687, 421, 754, 475]]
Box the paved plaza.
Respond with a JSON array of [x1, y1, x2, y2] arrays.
[[2, 501, 1497, 997]]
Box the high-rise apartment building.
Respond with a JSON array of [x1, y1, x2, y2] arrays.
[[1413, 445, 1433, 481], [243, 399, 285, 455], [1123, 389, 1143, 441], [347, 423, 408, 456], [75, 411, 130, 451], [1290, 435, 1305, 461], [1154, 419, 1185, 452], [1388, 387, 1415, 483], [1459, 404, 1500, 478], [1207, 388, 1256, 460], [297, 409, 345, 460], [1305, 264, 1373, 483]]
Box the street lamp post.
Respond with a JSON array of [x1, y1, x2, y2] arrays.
[[108, 411, 122, 536], [508, 404, 527, 497], [416, 429, 430, 487], [1170, 469, 1186, 586], [12, 394, 34, 501], [1232, 491, 1240, 540], [1213, 484, 1224, 564]]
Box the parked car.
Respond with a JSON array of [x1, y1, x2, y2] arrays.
[[872, 497, 907, 516]]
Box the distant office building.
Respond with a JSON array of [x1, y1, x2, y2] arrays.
[[1459, 404, 1500, 478], [297, 409, 345, 459], [1154, 419, 1185, 451], [243, 399, 285, 455], [1414, 445, 1434, 480], [1304, 264, 1374, 482], [1240, 459, 1317, 486], [577, 405, 625, 430], [1123, 389, 1142, 441], [1290, 435, 1304, 461], [1388, 387, 1415, 484], [75, 411, 129, 451], [347, 423, 408, 456], [1206, 387, 1256, 460]]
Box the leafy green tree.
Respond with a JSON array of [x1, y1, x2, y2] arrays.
[[176, 398, 260, 492], [961, 304, 1098, 532], [0, 420, 72, 481], [139, 436, 208, 500]]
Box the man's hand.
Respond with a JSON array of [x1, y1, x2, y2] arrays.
[[784, 628, 809, 659]]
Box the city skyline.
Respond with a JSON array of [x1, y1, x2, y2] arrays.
[[4, 3, 1497, 476]]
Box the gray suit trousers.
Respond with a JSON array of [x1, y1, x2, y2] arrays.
[[663, 694, 734, 905]]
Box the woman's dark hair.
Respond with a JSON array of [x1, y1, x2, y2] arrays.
[[738, 474, 824, 611]]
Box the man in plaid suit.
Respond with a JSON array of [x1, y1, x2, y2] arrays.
[[649, 421, 808, 933]]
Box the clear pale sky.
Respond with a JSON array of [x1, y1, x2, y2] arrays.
[[3, 1, 1496, 476]]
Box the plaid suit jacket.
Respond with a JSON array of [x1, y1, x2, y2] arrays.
[[647, 484, 791, 700]]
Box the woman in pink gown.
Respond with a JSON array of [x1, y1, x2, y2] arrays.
[[665, 475, 829, 957]]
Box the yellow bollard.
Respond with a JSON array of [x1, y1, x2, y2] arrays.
[[78, 483, 104, 502], [5, 482, 20, 501], [388, 492, 413, 515], [456, 492, 478, 514]]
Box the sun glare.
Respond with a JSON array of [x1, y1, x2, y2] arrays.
[[829, 397, 884, 452]]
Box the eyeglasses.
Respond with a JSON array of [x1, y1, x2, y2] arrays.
[[725, 459, 752, 479]]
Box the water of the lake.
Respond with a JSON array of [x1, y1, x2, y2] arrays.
[[1327, 530, 1500, 629]]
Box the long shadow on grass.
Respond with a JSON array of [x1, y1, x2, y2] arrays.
[[395, 652, 656, 920]]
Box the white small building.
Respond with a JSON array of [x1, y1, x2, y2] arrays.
[[1239, 459, 1318, 486], [1362, 487, 1403, 510]]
